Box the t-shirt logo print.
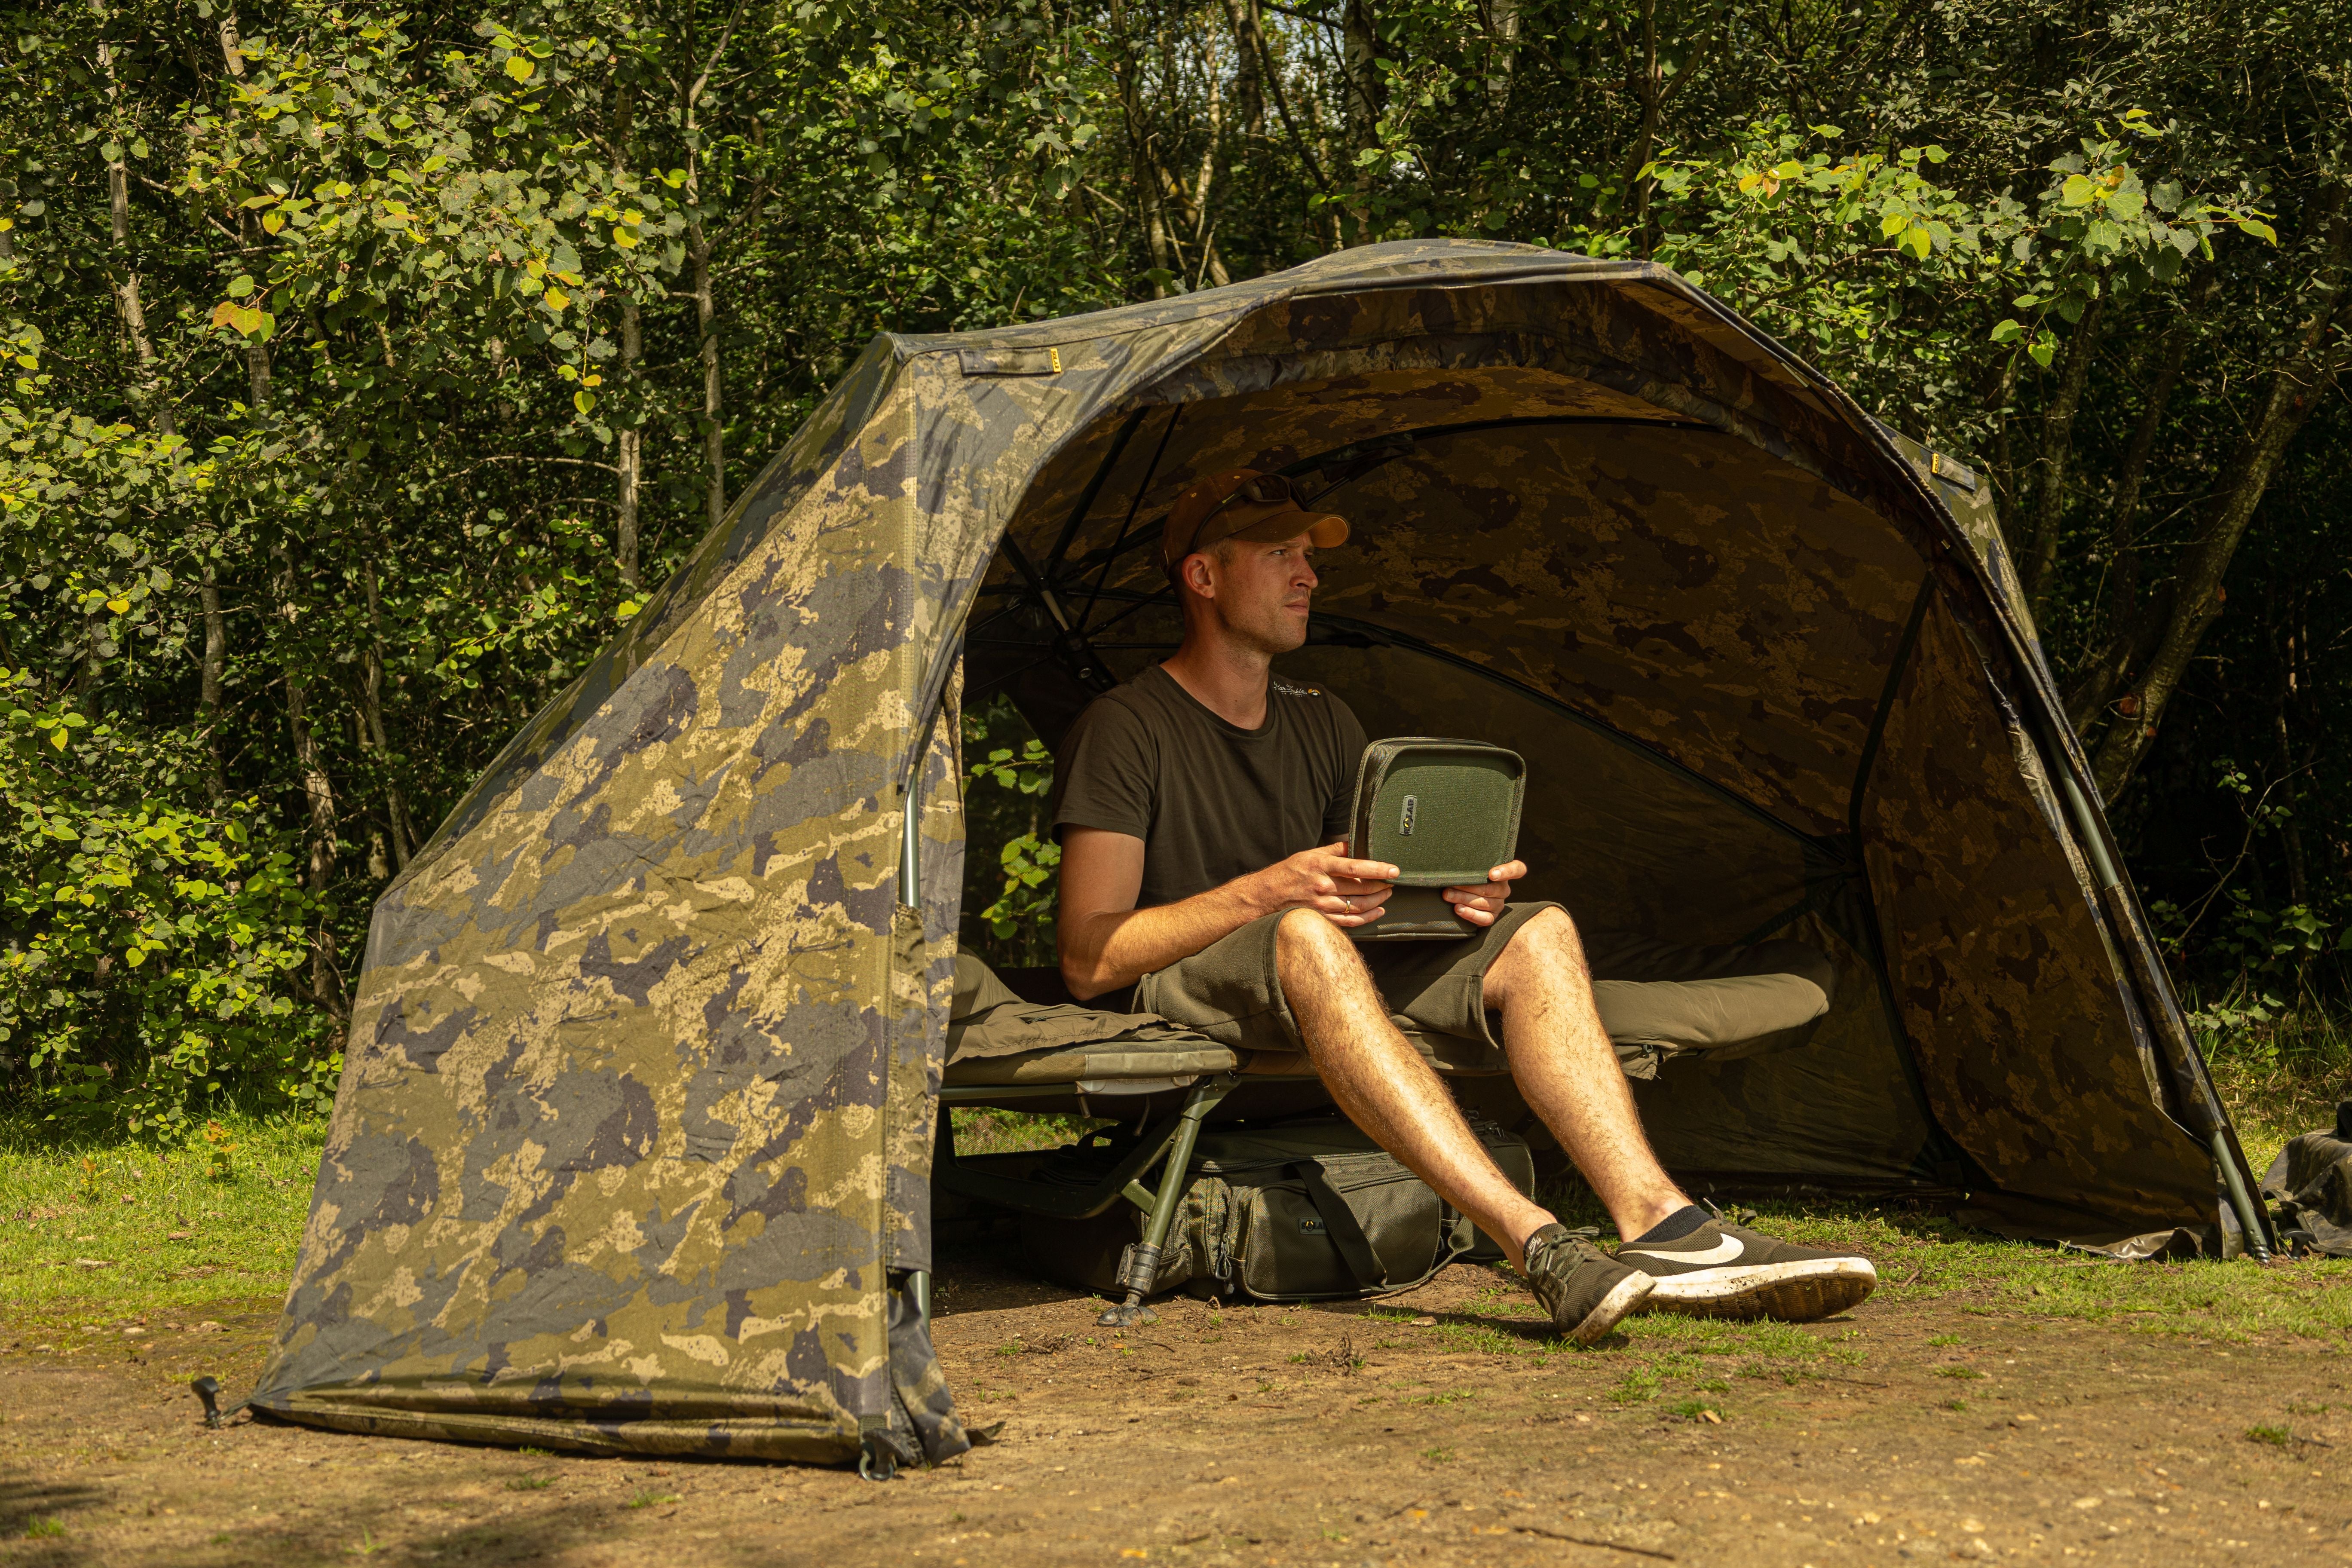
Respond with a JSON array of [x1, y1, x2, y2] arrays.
[[1399, 794, 1418, 836]]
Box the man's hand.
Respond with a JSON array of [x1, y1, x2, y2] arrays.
[[1247, 841, 1399, 929], [1442, 859, 1527, 928]]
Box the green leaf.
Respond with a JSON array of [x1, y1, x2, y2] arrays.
[[227, 275, 255, 298], [1989, 319, 2023, 344], [1879, 211, 1908, 238], [2027, 337, 2057, 369], [573, 389, 596, 415], [505, 55, 535, 81], [2241, 219, 2278, 244], [2061, 174, 2098, 207]]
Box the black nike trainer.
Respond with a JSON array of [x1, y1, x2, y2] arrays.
[[1522, 1223, 1655, 1344], [1615, 1217, 1877, 1322]]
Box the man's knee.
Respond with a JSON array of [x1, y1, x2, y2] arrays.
[[1274, 907, 1372, 989], [1507, 905, 1589, 971], [1489, 905, 1591, 1004]]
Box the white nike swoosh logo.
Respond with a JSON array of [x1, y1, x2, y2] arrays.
[[1624, 1237, 1745, 1266]]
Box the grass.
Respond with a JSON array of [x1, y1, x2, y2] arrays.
[[6, 1053, 2351, 1366], [949, 1107, 1109, 1157], [0, 1109, 325, 1342], [2199, 996, 2351, 1174]]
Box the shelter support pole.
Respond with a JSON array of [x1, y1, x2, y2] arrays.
[[998, 534, 1117, 693], [1098, 1077, 1234, 1329], [898, 776, 921, 903], [2043, 733, 2272, 1260]]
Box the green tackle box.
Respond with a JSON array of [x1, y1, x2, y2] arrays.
[[1344, 737, 1526, 941]]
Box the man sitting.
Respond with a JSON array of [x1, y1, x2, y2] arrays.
[[1048, 468, 1877, 1344]]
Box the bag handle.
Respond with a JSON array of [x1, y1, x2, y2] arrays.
[[1292, 1161, 1390, 1290]]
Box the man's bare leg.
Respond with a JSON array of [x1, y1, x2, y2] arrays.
[[1481, 907, 1688, 1242], [1273, 910, 1553, 1267], [1481, 906, 1876, 1320]]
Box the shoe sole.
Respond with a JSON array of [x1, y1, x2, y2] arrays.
[[1562, 1271, 1656, 1346], [1640, 1259, 1877, 1323]]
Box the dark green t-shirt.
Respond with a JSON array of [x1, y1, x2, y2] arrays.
[[1050, 664, 1367, 908]]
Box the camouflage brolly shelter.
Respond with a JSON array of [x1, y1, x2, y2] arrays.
[[253, 240, 2269, 1467]]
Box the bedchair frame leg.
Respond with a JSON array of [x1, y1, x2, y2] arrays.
[[1097, 1081, 1230, 1328]]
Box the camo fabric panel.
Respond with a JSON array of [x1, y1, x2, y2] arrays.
[[1861, 595, 2213, 1227], [415, 337, 909, 867], [254, 375, 967, 1461]]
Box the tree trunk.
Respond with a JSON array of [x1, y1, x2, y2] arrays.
[[234, 2, 337, 1001], [197, 572, 224, 799], [359, 555, 414, 869], [2089, 199, 2352, 801], [1617, 0, 1662, 238], [678, 0, 744, 538], [1341, 0, 1383, 239], [2062, 313, 2191, 734], [689, 220, 724, 532], [1485, 0, 1521, 108], [1222, 0, 1264, 142], [276, 545, 343, 1013], [618, 294, 643, 587], [2023, 292, 2106, 619], [1191, 60, 1231, 288], [104, 39, 227, 798], [1111, 0, 1175, 292], [2274, 701, 2309, 908], [1245, 2, 1328, 199], [2102, 311, 2190, 631]]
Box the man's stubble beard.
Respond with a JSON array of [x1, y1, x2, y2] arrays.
[[1221, 594, 1310, 659]]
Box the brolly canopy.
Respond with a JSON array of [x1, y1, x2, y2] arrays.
[[254, 241, 2251, 1464]]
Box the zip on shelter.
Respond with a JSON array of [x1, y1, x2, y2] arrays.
[[251, 240, 2268, 1467]]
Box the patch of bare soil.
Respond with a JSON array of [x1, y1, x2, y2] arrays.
[[1, 1256, 2344, 1568]]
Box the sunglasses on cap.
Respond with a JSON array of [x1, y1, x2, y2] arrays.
[[1202, 472, 1306, 518]]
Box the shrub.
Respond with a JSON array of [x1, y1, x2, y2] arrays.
[[0, 672, 335, 1137]]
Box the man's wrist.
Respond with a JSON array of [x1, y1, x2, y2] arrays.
[[1230, 867, 1277, 922]]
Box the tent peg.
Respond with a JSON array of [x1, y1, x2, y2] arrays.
[[191, 1374, 224, 1429]]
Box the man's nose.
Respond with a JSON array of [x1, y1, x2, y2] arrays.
[[1295, 558, 1319, 589]]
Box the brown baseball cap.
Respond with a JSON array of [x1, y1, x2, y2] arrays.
[[1161, 468, 1350, 578]]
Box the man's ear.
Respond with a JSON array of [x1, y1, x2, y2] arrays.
[[1183, 553, 1216, 600]]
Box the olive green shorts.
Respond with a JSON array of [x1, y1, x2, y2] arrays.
[[1129, 901, 1560, 1075]]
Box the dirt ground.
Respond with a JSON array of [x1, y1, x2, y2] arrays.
[[2, 1243, 2346, 1568]]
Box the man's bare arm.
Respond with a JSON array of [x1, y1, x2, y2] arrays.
[[1057, 828, 1401, 1000]]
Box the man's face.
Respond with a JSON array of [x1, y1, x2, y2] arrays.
[[1185, 531, 1320, 655]]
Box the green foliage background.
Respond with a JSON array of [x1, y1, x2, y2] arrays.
[[2, 0, 2345, 1133]]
